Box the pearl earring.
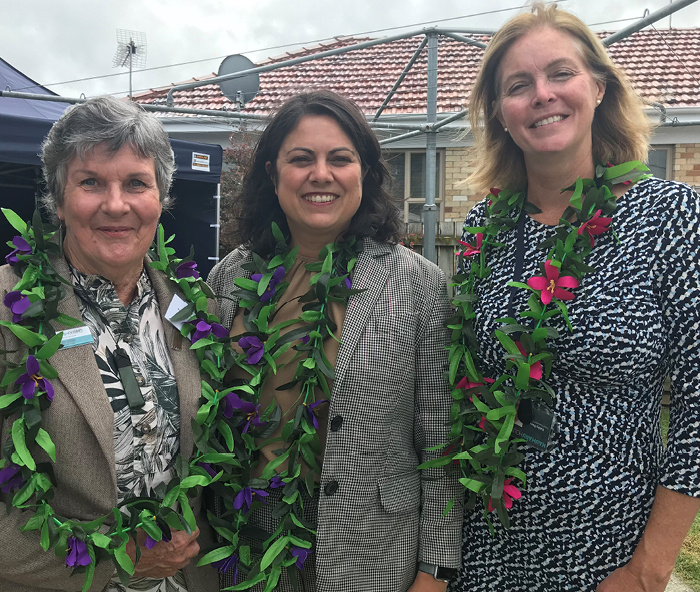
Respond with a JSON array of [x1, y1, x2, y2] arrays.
[[596, 99, 601, 106], [503, 127, 508, 133]]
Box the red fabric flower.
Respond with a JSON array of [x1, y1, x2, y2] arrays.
[[514, 342, 542, 381], [526, 259, 579, 305], [456, 232, 483, 257], [488, 478, 522, 512], [577, 209, 612, 247]]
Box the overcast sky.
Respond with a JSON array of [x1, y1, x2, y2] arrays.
[[2, 0, 699, 99]]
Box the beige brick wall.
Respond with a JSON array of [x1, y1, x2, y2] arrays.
[[443, 146, 483, 224], [673, 143, 700, 187]]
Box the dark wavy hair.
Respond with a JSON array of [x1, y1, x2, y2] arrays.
[[234, 90, 400, 255]]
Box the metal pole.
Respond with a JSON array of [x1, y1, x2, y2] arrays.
[[423, 31, 438, 264], [603, 0, 697, 45], [209, 184, 221, 265]]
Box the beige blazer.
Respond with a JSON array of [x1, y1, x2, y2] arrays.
[[0, 254, 218, 592]]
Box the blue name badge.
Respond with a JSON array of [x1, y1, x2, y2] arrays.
[[60, 326, 94, 349]]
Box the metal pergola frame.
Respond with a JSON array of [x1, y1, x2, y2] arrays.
[[2, 0, 698, 262]]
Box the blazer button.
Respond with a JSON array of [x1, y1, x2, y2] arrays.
[[324, 480, 339, 496], [330, 415, 343, 432]]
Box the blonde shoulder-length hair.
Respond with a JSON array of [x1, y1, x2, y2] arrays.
[[468, 1, 652, 193]]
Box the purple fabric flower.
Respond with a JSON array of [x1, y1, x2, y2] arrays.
[[144, 529, 171, 549], [4, 291, 31, 322], [65, 537, 91, 567], [198, 462, 217, 478], [5, 236, 31, 266], [269, 474, 285, 489], [16, 355, 54, 401], [305, 399, 329, 430], [189, 319, 229, 343], [290, 546, 312, 570], [175, 260, 200, 280], [299, 335, 310, 346], [222, 392, 266, 433], [343, 276, 352, 290], [233, 487, 268, 514], [238, 335, 264, 365], [213, 553, 238, 579], [0, 462, 24, 494], [251, 266, 285, 303]]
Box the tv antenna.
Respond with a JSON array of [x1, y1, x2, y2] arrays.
[[113, 29, 147, 99], [217, 55, 260, 109]]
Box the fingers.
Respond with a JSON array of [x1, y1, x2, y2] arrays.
[[130, 527, 202, 579]]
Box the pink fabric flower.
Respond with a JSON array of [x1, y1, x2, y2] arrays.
[[514, 342, 542, 381], [488, 478, 522, 512], [478, 416, 487, 431], [526, 259, 579, 305], [456, 233, 483, 257], [456, 376, 494, 390], [577, 209, 612, 247]]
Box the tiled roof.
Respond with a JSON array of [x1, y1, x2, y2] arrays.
[[132, 28, 700, 116]]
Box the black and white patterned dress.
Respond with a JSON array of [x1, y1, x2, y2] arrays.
[[451, 178, 700, 591]]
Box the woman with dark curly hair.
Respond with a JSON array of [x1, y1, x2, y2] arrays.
[[208, 90, 462, 592]]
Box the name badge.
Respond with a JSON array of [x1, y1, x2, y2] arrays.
[[165, 294, 193, 331], [512, 399, 555, 451], [60, 326, 93, 349]]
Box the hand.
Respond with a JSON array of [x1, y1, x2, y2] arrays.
[[125, 527, 201, 579], [407, 570, 448, 592], [596, 563, 671, 592]]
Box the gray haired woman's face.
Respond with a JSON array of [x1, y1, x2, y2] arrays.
[[57, 142, 161, 282]]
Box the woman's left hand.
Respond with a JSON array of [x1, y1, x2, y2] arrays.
[[596, 563, 670, 592], [407, 571, 448, 592]]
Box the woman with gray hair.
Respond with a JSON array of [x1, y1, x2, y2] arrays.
[[0, 96, 218, 592]]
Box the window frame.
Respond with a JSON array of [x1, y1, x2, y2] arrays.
[[383, 149, 445, 223]]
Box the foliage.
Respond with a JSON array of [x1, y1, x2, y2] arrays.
[[204, 223, 364, 591], [421, 162, 652, 532], [0, 211, 231, 590], [220, 133, 256, 256]]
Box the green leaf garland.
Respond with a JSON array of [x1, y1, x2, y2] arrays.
[[425, 162, 652, 531]]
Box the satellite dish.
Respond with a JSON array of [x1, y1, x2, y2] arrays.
[[217, 55, 259, 107]]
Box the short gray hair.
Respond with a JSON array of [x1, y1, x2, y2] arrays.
[[41, 96, 176, 217]]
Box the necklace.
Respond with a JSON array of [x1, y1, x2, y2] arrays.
[[197, 223, 363, 589], [423, 162, 652, 531], [0, 212, 362, 591], [0, 214, 235, 590]]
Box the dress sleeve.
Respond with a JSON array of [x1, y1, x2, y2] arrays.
[[652, 182, 700, 496]]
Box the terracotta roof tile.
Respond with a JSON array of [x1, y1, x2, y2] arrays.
[[132, 29, 700, 115]]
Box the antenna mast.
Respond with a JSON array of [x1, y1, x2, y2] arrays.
[[113, 29, 147, 99]]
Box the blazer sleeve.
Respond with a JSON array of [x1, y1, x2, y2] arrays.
[[0, 281, 116, 591], [413, 264, 464, 568]]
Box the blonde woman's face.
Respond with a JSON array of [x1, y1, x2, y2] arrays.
[[495, 27, 605, 165]]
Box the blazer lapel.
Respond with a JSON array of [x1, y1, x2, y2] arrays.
[[333, 239, 390, 390], [49, 255, 116, 484]]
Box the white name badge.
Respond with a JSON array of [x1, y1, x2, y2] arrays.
[[165, 294, 193, 331], [60, 326, 93, 349]]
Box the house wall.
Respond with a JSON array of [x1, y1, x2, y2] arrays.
[[674, 143, 700, 188]]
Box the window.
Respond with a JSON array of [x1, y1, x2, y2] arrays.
[[384, 150, 444, 223], [648, 146, 672, 179]]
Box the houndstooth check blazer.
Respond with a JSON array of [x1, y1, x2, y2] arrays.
[[208, 238, 463, 592]]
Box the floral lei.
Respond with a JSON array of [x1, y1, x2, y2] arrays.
[[0, 211, 235, 590], [0, 211, 361, 592], [204, 223, 363, 591], [424, 161, 652, 531]]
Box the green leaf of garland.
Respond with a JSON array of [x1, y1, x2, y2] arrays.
[[34, 428, 56, 462], [12, 418, 35, 470]]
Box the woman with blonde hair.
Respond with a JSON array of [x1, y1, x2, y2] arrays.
[[446, 3, 700, 591]]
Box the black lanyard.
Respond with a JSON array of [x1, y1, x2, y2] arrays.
[[507, 209, 528, 322]]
